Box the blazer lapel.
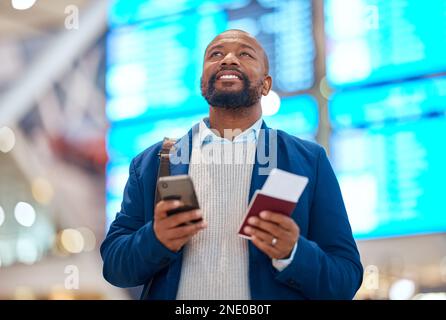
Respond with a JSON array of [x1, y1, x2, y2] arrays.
[[248, 121, 277, 260], [248, 120, 276, 202]]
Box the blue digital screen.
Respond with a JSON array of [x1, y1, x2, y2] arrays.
[[325, 0, 446, 88], [329, 78, 446, 239], [108, 0, 242, 27], [107, 112, 207, 162], [263, 94, 318, 141], [330, 76, 446, 129]]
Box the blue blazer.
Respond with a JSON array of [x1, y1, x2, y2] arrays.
[[100, 121, 363, 300]]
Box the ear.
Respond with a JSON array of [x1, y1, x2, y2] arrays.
[[261, 75, 272, 96]]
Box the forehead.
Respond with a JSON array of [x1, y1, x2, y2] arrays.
[[206, 33, 262, 52]]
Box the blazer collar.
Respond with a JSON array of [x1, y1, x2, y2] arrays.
[[169, 120, 275, 201]]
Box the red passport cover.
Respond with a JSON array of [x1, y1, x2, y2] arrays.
[[238, 191, 297, 239]]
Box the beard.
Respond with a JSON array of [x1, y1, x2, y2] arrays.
[[201, 70, 263, 109]]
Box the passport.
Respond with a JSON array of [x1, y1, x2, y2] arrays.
[[238, 168, 309, 239]]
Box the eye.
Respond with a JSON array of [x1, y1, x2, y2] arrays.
[[210, 51, 222, 57], [240, 52, 253, 58]]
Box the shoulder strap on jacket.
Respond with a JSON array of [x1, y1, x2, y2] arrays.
[[154, 137, 177, 207]]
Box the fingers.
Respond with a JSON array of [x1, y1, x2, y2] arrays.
[[244, 225, 275, 245], [161, 219, 207, 252], [164, 209, 203, 229], [164, 220, 207, 239], [247, 216, 289, 239], [250, 235, 281, 259], [154, 210, 206, 252], [246, 212, 300, 260], [257, 211, 295, 232], [154, 200, 184, 220], [153, 201, 206, 252]]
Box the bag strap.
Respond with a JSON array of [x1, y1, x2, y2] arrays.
[[141, 137, 177, 300], [154, 137, 177, 205]]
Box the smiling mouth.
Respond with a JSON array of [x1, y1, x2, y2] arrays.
[[218, 75, 241, 80], [216, 70, 243, 81]]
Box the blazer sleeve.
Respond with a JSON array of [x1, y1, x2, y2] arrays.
[[100, 158, 180, 288], [274, 146, 364, 299]]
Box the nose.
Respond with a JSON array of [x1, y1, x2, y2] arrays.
[[220, 52, 240, 67]]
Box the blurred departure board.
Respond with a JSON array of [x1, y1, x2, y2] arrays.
[[325, 0, 446, 88]]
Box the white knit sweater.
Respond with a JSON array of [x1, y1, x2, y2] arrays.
[[175, 141, 256, 300]]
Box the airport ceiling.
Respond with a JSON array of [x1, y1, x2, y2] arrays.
[[0, 0, 90, 38]]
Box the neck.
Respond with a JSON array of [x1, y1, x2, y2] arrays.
[[208, 103, 262, 140]]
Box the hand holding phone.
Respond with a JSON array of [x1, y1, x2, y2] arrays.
[[157, 175, 202, 224], [153, 175, 206, 252]]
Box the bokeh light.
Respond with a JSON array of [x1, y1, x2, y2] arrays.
[[0, 205, 5, 227], [319, 76, 332, 100], [60, 229, 85, 254], [389, 279, 416, 300], [261, 90, 281, 116], [13, 286, 36, 300], [31, 178, 54, 205], [16, 237, 39, 265], [14, 202, 36, 227], [11, 0, 37, 11], [48, 285, 76, 300], [77, 227, 96, 252], [0, 126, 16, 153]]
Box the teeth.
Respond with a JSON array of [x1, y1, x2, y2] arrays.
[[220, 74, 239, 79]]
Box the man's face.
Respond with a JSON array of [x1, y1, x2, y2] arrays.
[[201, 32, 271, 109]]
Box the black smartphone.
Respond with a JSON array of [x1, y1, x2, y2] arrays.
[[157, 175, 202, 224]]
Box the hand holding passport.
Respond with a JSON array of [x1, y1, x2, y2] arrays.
[[238, 168, 309, 239]]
